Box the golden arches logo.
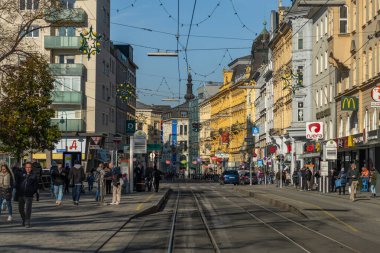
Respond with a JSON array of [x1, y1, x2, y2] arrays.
[[341, 96, 358, 111]]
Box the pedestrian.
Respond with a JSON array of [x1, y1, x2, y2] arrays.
[[95, 163, 107, 205], [64, 164, 71, 194], [51, 162, 65, 206], [369, 169, 377, 198], [49, 161, 58, 198], [361, 166, 370, 192], [347, 162, 359, 201], [152, 166, 162, 192], [16, 162, 38, 228], [275, 170, 280, 187], [285, 170, 291, 186], [69, 160, 85, 205], [110, 163, 122, 205], [31, 159, 42, 201], [330, 168, 338, 192], [87, 170, 94, 193], [306, 168, 312, 191], [11, 163, 22, 202], [104, 163, 112, 195], [0, 164, 15, 222], [292, 169, 299, 189], [337, 168, 347, 195]]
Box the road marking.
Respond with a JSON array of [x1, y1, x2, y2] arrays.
[[135, 193, 155, 211]]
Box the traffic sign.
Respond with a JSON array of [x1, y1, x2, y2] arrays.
[[252, 126, 259, 136], [324, 140, 337, 160], [91, 136, 102, 145], [126, 120, 136, 134]]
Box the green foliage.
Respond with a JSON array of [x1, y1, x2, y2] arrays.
[[0, 56, 61, 159]]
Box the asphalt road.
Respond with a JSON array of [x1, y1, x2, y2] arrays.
[[100, 182, 380, 253]]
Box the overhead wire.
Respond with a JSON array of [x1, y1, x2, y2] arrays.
[[184, 0, 198, 74]]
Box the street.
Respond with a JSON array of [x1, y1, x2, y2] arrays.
[[98, 182, 380, 253]]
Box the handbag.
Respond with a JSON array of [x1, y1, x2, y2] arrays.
[[335, 179, 342, 188]]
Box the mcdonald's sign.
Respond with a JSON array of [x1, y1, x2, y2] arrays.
[[341, 96, 358, 111]]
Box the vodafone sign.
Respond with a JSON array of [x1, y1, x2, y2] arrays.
[[306, 122, 324, 140]]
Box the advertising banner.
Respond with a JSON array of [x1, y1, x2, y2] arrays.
[[172, 120, 177, 146], [306, 122, 323, 139]]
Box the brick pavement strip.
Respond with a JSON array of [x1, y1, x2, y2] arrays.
[[0, 187, 169, 253]]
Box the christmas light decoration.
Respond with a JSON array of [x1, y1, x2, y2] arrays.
[[79, 26, 102, 60], [281, 66, 304, 95], [117, 82, 135, 102]]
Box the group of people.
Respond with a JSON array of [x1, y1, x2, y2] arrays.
[[331, 163, 377, 201], [291, 167, 315, 191]]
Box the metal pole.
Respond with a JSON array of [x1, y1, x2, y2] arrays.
[[65, 113, 68, 151], [130, 136, 134, 193], [280, 158, 283, 188], [250, 161, 253, 186]]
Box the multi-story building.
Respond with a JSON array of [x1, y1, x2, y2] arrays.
[[161, 73, 195, 176], [114, 44, 138, 149], [188, 82, 220, 174], [2, 1, 137, 168], [210, 56, 251, 170], [335, 0, 380, 173]]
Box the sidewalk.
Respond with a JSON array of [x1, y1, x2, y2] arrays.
[[0, 185, 170, 253]]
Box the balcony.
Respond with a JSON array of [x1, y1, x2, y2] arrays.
[[51, 119, 86, 132], [52, 91, 83, 105], [44, 36, 81, 49], [45, 8, 87, 25], [49, 64, 85, 76]]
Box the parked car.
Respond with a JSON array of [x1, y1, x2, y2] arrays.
[[240, 172, 258, 185], [220, 170, 240, 185]]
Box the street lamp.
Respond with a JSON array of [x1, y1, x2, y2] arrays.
[[59, 111, 68, 151]]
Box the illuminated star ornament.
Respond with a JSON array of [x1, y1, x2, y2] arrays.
[[117, 83, 135, 102], [79, 26, 102, 60], [281, 66, 304, 95]]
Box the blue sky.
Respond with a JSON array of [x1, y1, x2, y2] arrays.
[[110, 0, 293, 105]]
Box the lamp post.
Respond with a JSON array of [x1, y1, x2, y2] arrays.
[[59, 111, 68, 151]]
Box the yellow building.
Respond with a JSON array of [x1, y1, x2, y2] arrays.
[[210, 56, 251, 168], [270, 10, 293, 137]]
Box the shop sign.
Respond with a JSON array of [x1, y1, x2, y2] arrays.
[[324, 140, 337, 160], [304, 142, 316, 153], [347, 136, 353, 147], [352, 133, 364, 145], [367, 129, 379, 141], [306, 122, 323, 139], [268, 145, 277, 154], [341, 96, 359, 111], [221, 132, 230, 145], [320, 161, 329, 176]]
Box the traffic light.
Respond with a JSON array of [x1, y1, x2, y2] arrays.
[[192, 122, 202, 132]]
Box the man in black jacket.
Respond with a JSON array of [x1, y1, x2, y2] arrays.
[[152, 166, 163, 192], [17, 162, 38, 228], [31, 160, 42, 201], [69, 160, 85, 205]]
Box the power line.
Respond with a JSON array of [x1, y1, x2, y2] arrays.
[[184, 0, 198, 73], [191, 49, 229, 78], [229, 0, 257, 36], [113, 0, 139, 14]]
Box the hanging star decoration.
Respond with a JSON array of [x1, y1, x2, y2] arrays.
[[281, 66, 304, 95], [79, 26, 102, 60], [117, 83, 135, 102]]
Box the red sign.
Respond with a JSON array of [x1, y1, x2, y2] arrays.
[[287, 144, 292, 153], [221, 132, 230, 144], [211, 156, 218, 161], [269, 146, 277, 154], [306, 143, 315, 152]]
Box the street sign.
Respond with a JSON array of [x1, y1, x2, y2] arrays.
[[91, 136, 102, 145], [252, 126, 259, 136], [126, 120, 136, 134], [134, 130, 147, 154], [320, 161, 329, 176], [123, 145, 130, 154], [324, 140, 337, 160], [89, 145, 100, 150], [306, 122, 323, 140], [147, 143, 162, 151]]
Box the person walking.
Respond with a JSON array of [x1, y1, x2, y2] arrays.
[[305, 168, 312, 191], [370, 169, 377, 198], [69, 161, 85, 205], [87, 170, 95, 193], [104, 163, 112, 195], [292, 169, 300, 189], [31, 160, 42, 201], [110, 163, 122, 205], [95, 163, 107, 205], [0, 164, 15, 222], [16, 162, 38, 228], [347, 163, 359, 201], [49, 161, 58, 198], [152, 166, 162, 192], [64, 164, 71, 194], [337, 168, 347, 195], [51, 162, 66, 206], [330, 168, 338, 192]]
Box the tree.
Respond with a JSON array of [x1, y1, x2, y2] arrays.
[[0, 56, 61, 160], [0, 0, 76, 75]]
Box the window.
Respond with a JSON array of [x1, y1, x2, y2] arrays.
[[339, 6, 348, 34], [373, 109, 377, 130], [58, 55, 75, 64], [329, 120, 333, 139], [324, 51, 328, 70], [316, 90, 319, 107], [54, 76, 81, 91], [320, 88, 323, 107], [61, 0, 75, 9], [316, 24, 319, 42], [20, 0, 39, 10], [58, 27, 76, 36], [316, 57, 319, 75], [184, 125, 188, 135], [180, 111, 188, 117], [346, 115, 351, 136], [324, 86, 328, 105], [25, 26, 39, 37], [324, 15, 328, 35], [329, 85, 333, 102], [298, 109, 303, 121], [102, 113, 105, 125], [320, 19, 324, 38], [180, 125, 183, 135], [298, 30, 303, 50], [320, 54, 323, 73], [339, 118, 343, 137], [102, 85, 105, 100]]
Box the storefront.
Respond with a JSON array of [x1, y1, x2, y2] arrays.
[[298, 141, 322, 172]]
